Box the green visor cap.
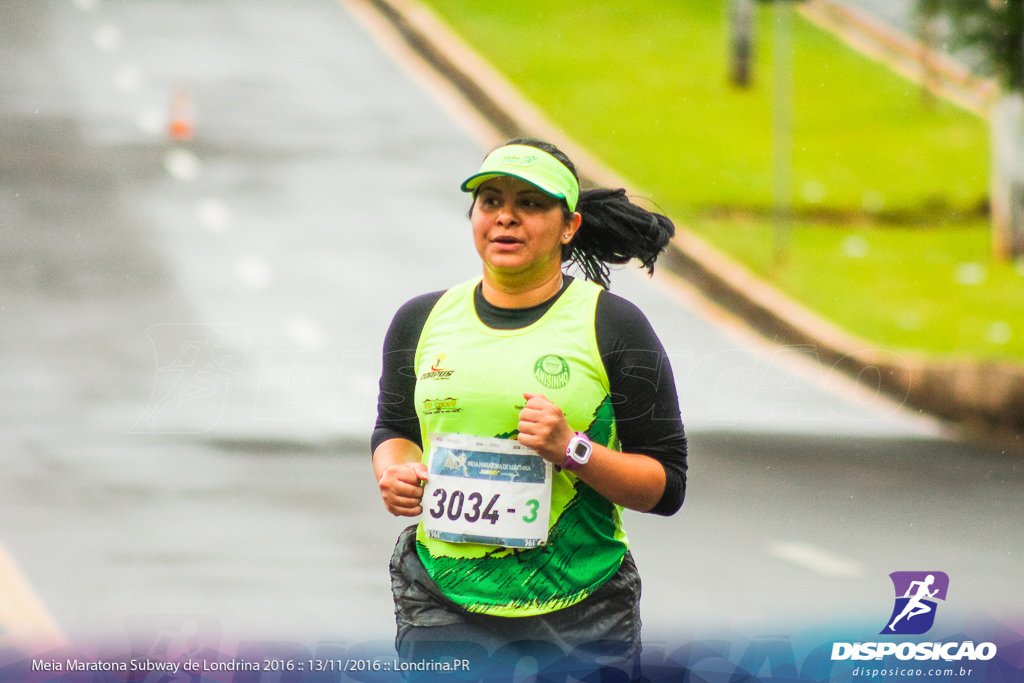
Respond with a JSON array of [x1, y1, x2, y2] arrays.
[[460, 144, 580, 211]]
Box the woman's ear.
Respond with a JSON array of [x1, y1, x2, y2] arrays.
[[562, 212, 583, 243]]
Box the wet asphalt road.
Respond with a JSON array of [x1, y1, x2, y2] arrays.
[[0, 0, 1021, 649]]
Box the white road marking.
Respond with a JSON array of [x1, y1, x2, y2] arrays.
[[92, 23, 122, 52], [163, 148, 200, 181], [196, 198, 232, 232], [235, 255, 275, 290], [0, 542, 65, 647], [113, 64, 144, 92], [136, 105, 166, 135], [768, 541, 864, 578], [285, 317, 328, 350]]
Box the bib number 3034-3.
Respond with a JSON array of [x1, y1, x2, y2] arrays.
[[422, 433, 552, 548]]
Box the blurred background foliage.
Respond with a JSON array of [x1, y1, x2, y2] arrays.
[[421, 0, 1023, 360], [917, 0, 1024, 92]]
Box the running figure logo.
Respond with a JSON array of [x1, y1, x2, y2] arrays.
[[133, 324, 248, 433], [880, 571, 949, 635]]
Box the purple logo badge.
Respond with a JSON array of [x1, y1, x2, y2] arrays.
[[880, 571, 949, 635]]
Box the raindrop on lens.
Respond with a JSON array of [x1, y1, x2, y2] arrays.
[[842, 235, 868, 258], [136, 106, 165, 135], [955, 262, 985, 285], [164, 148, 200, 181], [113, 64, 143, 92], [285, 317, 328, 350], [987, 321, 1012, 345], [897, 311, 921, 331], [235, 256, 274, 290], [800, 181, 825, 204], [196, 199, 232, 232], [93, 23, 122, 51]]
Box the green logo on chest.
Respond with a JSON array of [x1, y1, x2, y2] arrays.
[[533, 354, 570, 389]]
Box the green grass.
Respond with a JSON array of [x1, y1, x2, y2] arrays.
[[688, 218, 1024, 361], [419, 0, 1023, 360], [424, 0, 988, 214]]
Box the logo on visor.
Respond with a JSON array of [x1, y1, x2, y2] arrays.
[[499, 154, 538, 167], [880, 571, 949, 635]]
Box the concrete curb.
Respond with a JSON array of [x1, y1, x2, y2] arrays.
[[361, 0, 1024, 435]]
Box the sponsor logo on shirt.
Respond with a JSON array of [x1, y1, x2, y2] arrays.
[[533, 354, 569, 389], [422, 397, 461, 415], [420, 354, 455, 381]]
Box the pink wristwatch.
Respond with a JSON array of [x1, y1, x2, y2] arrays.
[[561, 432, 592, 471]]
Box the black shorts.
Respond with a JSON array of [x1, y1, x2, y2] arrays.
[[389, 525, 643, 681]]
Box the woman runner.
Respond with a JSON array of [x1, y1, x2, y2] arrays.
[[372, 138, 688, 680]]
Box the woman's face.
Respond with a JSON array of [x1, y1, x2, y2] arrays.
[[470, 175, 579, 281]]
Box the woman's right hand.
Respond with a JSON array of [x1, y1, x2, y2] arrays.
[[378, 462, 429, 517], [372, 438, 427, 517]]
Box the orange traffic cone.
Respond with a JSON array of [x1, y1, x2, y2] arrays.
[[168, 86, 194, 141]]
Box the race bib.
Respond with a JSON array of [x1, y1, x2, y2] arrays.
[[422, 433, 552, 548]]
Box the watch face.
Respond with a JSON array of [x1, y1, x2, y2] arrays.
[[574, 442, 590, 458]]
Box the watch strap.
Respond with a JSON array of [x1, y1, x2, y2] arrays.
[[561, 431, 591, 471]]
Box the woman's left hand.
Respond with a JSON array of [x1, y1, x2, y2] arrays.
[[517, 392, 575, 463], [518, 393, 667, 512]]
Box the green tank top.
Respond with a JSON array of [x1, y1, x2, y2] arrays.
[[412, 277, 628, 617]]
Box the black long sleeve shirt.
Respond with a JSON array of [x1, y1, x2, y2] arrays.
[[372, 276, 688, 516]]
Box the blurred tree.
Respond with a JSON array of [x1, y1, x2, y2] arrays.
[[915, 0, 1023, 88], [917, 0, 1024, 258]]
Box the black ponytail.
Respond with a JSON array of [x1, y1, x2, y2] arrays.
[[502, 137, 675, 289], [567, 188, 675, 289]]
